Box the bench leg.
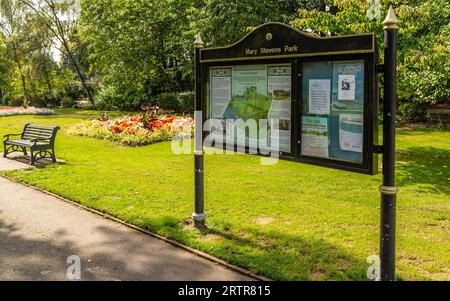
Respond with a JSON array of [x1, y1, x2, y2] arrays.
[[30, 150, 35, 166], [21, 146, 27, 156], [51, 149, 57, 163], [3, 144, 6, 158]]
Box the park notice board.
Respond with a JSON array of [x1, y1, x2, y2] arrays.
[[198, 23, 379, 175]]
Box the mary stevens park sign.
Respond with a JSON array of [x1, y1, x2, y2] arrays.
[[188, 7, 400, 281], [200, 23, 378, 174]]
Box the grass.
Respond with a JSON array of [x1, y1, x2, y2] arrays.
[[0, 108, 449, 280]]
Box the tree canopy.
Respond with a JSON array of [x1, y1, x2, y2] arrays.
[[0, 0, 448, 122]]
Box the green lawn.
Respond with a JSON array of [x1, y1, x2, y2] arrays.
[[1, 109, 449, 280]]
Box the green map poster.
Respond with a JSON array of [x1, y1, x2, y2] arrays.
[[209, 64, 292, 153], [227, 65, 270, 122]]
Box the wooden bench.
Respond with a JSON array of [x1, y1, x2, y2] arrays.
[[3, 124, 60, 165]]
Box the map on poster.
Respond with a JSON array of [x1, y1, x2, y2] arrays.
[[209, 64, 292, 153]]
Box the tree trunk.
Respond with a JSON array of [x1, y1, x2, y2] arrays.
[[60, 38, 93, 103], [12, 44, 29, 107]]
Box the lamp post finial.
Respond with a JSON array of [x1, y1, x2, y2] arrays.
[[194, 33, 204, 48], [383, 6, 400, 30]]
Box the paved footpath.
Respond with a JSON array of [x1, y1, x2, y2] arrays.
[[0, 176, 252, 281]]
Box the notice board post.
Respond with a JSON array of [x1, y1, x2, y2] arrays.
[[193, 33, 206, 228], [380, 6, 400, 281]]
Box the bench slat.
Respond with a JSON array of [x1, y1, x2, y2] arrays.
[[25, 124, 57, 129], [22, 125, 56, 140]]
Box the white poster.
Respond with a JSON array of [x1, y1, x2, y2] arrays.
[[339, 114, 363, 153], [268, 66, 291, 153], [211, 76, 231, 118], [309, 79, 331, 115], [338, 75, 356, 101], [301, 116, 329, 158]]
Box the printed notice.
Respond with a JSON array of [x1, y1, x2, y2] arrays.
[[301, 116, 329, 158], [309, 79, 331, 115], [211, 68, 232, 118], [338, 74, 356, 101], [339, 114, 363, 153], [268, 65, 291, 152]]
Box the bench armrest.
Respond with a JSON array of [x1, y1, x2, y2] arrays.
[[3, 133, 22, 140]]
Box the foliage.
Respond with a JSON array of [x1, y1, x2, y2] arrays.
[[21, 0, 94, 102], [189, 0, 327, 46], [156, 93, 179, 112], [61, 96, 74, 108], [0, 0, 448, 122], [291, 0, 450, 122], [178, 91, 195, 113], [68, 112, 193, 146], [79, 0, 196, 110]]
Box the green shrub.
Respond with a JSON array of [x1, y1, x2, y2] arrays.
[[61, 97, 75, 108], [157, 92, 179, 111], [178, 91, 195, 113], [65, 81, 85, 100], [1, 92, 11, 106], [9, 96, 24, 107], [426, 113, 450, 130], [94, 84, 119, 111]]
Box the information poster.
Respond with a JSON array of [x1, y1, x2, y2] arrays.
[[302, 60, 365, 164], [339, 114, 363, 153], [301, 116, 329, 158], [308, 79, 331, 115], [267, 66, 291, 152], [210, 68, 232, 118], [209, 64, 292, 153], [338, 75, 356, 101]]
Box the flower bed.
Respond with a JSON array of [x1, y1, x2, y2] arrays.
[[68, 112, 193, 146], [0, 106, 55, 117]]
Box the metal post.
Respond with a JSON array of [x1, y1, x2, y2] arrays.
[[380, 6, 399, 281], [193, 33, 206, 228]]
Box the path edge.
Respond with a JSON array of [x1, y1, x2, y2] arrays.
[[0, 173, 271, 281]]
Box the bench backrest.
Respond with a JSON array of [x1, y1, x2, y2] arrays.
[[21, 124, 60, 143]]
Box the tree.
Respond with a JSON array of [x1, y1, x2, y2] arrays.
[[189, 0, 327, 47], [0, 0, 30, 106], [0, 35, 10, 101], [79, 0, 197, 110], [20, 0, 94, 102], [291, 0, 450, 121]]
